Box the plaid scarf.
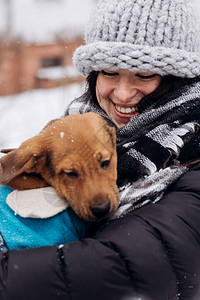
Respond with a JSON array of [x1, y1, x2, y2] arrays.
[[65, 81, 200, 218]]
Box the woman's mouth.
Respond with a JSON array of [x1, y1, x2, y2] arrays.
[[114, 104, 139, 120], [115, 105, 137, 114]]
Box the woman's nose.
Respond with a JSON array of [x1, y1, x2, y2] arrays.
[[113, 80, 138, 103]]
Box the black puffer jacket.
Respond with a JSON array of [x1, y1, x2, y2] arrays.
[[0, 164, 200, 300]]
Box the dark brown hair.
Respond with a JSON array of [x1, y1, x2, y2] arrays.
[[85, 71, 200, 113]]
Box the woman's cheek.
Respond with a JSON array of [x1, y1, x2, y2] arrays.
[[96, 83, 109, 104], [96, 75, 112, 98]]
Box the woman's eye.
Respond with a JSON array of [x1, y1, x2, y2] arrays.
[[101, 70, 118, 77], [136, 74, 157, 79]]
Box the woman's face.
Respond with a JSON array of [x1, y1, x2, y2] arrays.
[[96, 69, 161, 128]]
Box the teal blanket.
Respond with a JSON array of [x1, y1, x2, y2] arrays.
[[0, 185, 90, 249]]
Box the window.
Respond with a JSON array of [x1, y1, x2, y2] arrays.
[[41, 56, 64, 68]]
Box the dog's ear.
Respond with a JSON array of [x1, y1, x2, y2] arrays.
[[102, 123, 117, 149], [0, 135, 49, 190], [108, 125, 116, 147]]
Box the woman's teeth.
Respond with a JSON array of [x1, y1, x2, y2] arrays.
[[116, 105, 136, 114]]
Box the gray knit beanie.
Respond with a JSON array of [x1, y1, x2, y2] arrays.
[[73, 0, 200, 78]]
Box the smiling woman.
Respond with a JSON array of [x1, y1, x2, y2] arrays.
[[95, 69, 161, 128], [1, 0, 200, 299]]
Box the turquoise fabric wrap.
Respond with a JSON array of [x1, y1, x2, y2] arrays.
[[0, 185, 90, 249]]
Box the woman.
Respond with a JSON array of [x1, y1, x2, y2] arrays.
[[1, 0, 200, 299]]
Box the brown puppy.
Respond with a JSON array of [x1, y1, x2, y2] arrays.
[[0, 112, 119, 221]]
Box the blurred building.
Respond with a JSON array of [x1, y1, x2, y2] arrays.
[[0, 37, 84, 95], [0, 0, 95, 95]]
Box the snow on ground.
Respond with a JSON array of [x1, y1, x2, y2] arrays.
[[0, 82, 85, 153]]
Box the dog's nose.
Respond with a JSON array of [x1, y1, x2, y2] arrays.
[[90, 201, 110, 219]]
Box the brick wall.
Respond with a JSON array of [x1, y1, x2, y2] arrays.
[[0, 37, 84, 95]]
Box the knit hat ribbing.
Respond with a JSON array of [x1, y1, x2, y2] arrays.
[[73, 0, 200, 78]]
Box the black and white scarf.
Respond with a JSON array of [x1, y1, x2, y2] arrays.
[[65, 81, 200, 218]]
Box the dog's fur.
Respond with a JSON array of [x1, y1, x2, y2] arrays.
[[0, 112, 119, 221]]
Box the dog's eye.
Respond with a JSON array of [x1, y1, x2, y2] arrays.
[[64, 171, 79, 179], [100, 160, 110, 170]]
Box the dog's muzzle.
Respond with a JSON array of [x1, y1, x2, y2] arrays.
[[90, 201, 110, 219]]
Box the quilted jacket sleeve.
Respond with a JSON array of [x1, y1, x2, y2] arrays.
[[0, 164, 200, 300]]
